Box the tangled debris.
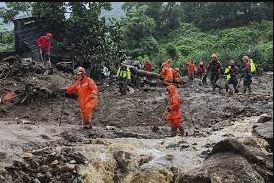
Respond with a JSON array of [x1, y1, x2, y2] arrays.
[[5, 147, 88, 183]]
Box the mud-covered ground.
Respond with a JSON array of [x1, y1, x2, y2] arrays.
[[0, 65, 273, 182]]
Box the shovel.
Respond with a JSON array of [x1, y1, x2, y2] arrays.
[[152, 106, 168, 132]]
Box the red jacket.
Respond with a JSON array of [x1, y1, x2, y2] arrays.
[[143, 62, 153, 72], [36, 36, 51, 53]]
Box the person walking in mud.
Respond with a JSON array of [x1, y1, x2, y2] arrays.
[[116, 62, 131, 95], [165, 84, 184, 137], [61, 66, 98, 129], [224, 60, 239, 94], [186, 59, 196, 83], [197, 58, 207, 86], [158, 59, 174, 86], [242, 56, 253, 94], [207, 54, 223, 92]]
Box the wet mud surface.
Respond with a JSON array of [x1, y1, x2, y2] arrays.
[[0, 67, 273, 182]]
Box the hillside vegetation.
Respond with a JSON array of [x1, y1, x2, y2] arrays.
[[154, 20, 273, 71], [0, 2, 272, 74]]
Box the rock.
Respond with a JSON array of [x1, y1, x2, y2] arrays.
[[37, 173, 49, 183], [50, 160, 59, 166], [33, 178, 41, 183], [106, 125, 116, 130], [113, 151, 133, 173], [253, 121, 273, 151], [39, 165, 48, 173], [0, 151, 7, 160], [70, 160, 76, 164], [61, 163, 75, 172], [176, 138, 273, 183], [257, 114, 272, 123], [67, 152, 87, 164], [22, 152, 33, 160], [139, 155, 153, 166], [20, 119, 35, 124], [176, 153, 265, 183]]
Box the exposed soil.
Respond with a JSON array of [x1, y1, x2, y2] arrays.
[[0, 60, 273, 182]]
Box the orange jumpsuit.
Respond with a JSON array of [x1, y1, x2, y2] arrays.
[[65, 75, 98, 126], [166, 85, 182, 129], [159, 63, 174, 84], [186, 62, 196, 78]]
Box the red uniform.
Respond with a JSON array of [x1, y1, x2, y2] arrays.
[[65, 75, 98, 126], [166, 85, 182, 129], [36, 36, 51, 53], [159, 61, 173, 83], [143, 61, 153, 72]]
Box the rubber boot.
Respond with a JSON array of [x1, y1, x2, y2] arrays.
[[171, 128, 177, 137], [179, 127, 185, 136], [248, 86, 251, 94]]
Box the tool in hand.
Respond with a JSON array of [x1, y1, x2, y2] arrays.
[[152, 105, 168, 132]]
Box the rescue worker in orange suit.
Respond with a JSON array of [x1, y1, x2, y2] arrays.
[[165, 84, 184, 136], [36, 32, 53, 65], [158, 59, 174, 86], [186, 59, 196, 82], [62, 67, 98, 129]]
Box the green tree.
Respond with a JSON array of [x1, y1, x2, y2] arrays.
[[121, 5, 157, 58]]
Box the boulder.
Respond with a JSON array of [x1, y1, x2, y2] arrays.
[[113, 151, 134, 173], [175, 138, 273, 183], [257, 114, 272, 123], [253, 122, 273, 151]]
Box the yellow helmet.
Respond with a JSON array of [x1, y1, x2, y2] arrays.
[[75, 66, 86, 75]]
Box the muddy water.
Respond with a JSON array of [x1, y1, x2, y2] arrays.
[[71, 115, 261, 182]]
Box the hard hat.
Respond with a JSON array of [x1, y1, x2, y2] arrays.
[[211, 54, 217, 58], [230, 60, 235, 64], [74, 66, 86, 75], [242, 56, 249, 61], [46, 33, 53, 39], [175, 68, 180, 71]]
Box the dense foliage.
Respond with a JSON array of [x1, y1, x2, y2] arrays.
[[120, 2, 273, 72], [0, 23, 14, 52], [0, 2, 273, 74]]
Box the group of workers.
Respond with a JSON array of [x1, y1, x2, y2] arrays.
[[36, 32, 257, 136]]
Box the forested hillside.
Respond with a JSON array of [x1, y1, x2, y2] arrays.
[[119, 2, 273, 71], [0, 2, 273, 73]]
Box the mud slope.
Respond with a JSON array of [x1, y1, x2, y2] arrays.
[[0, 67, 272, 181]]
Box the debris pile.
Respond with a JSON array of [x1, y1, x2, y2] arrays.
[[5, 147, 88, 182], [0, 56, 73, 112]]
